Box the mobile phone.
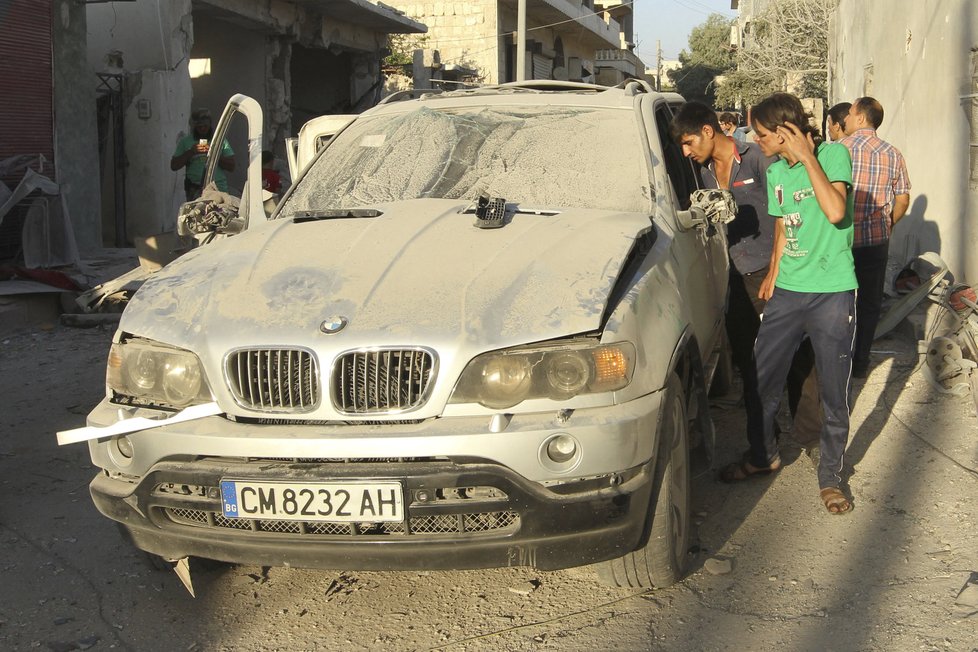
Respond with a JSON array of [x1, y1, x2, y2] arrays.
[[199, 139, 208, 146]]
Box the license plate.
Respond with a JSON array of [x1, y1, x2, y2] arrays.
[[220, 480, 403, 522]]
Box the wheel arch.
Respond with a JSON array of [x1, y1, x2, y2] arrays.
[[665, 327, 715, 465]]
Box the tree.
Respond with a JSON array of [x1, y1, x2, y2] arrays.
[[667, 14, 737, 106], [716, 0, 838, 108]]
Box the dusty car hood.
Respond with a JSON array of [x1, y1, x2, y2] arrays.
[[122, 199, 652, 351]]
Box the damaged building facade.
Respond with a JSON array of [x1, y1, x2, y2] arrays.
[[383, 0, 644, 86], [85, 0, 424, 245]]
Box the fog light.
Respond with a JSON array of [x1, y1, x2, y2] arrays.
[[546, 434, 577, 463], [114, 436, 134, 459]]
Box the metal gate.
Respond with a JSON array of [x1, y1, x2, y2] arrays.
[[0, 0, 54, 188], [96, 73, 127, 247]]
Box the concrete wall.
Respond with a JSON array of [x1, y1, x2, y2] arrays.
[[87, 0, 193, 72], [52, 0, 101, 252], [830, 0, 978, 285], [123, 68, 192, 238], [386, 1, 500, 83]]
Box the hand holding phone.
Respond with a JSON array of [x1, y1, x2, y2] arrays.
[[194, 138, 210, 155]]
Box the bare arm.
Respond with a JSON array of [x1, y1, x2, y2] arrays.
[[170, 140, 208, 171], [170, 148, 194, 171], [892, 193, 910, 224], [777, 123, 848, 223], [758, 218, 785, 301]]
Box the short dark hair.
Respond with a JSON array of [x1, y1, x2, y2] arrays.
[[827, 102, 851, 129], [853, 97, 884, 129], [718, 112, 739, 125], [751, 92, 822, 143], [669, 101, 722, 144], [190, 107, 211, 123]]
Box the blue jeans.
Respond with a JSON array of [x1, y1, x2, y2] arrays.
[[752, 288, 857, 488]]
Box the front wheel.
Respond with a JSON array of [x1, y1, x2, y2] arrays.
[[596, 371, 691, 588]]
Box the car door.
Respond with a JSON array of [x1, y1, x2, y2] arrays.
[[291, 114, 357, 179], [200, 94, 266, 230], [651, 102, 727, 356]]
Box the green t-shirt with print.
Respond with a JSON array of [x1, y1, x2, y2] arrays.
[[173, 134, 234, 191], [766, 142, 857, 293]]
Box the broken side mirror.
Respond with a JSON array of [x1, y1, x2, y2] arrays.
[[689, 189, 737, 225], [676, 205, 707, 231]]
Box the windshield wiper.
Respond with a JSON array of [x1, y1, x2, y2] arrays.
[[459, 197, 560, 217], [292, 209, 383, 223]]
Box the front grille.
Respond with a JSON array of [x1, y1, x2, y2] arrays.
[[331, 348, 435, 414], [163, 507, 518, 537], [226, 348, 320, 412]]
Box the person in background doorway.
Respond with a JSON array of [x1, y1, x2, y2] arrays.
[[842, 97, 912, 378], [826, 102, 852, 142], [670, 101, 823, 469], [719, 111, 747, 142], [170, 107, 235, 201], [735, 92, 857, 515], [261, 150, 282, 194]]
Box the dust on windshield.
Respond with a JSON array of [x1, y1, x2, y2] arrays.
[[280, 105, 650, 214]]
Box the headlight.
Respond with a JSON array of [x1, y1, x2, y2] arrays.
[[450, 341, 635, 409], [107, 338, 213, 408]]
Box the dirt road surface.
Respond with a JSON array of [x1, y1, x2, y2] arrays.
[[1, 310, 976, 651]]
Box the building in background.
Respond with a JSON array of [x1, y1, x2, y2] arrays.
[[382, 0, 643, 85], [85, 0, 424, 245]]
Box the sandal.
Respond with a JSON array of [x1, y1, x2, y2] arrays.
[[820, 487, 852, 514], [719, 457, 781, 483]]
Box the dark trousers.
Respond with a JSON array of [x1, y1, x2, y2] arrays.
[[753, 289, 856, 488], [184, 178, 204, 202], [726, 267, 822, 449], [852, 242, 889, 372]]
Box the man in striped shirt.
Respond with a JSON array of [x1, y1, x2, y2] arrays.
[[842, 97, 911, 378]]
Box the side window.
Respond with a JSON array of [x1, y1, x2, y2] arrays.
[[654, 105, 701, 210]]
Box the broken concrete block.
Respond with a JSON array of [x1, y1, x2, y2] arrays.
[[704, 557, 732, 575]]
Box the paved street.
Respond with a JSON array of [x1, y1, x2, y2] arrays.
[[1, 305, 976, 651]]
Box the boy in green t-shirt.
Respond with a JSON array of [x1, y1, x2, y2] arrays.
[[170, 107, 235, 201], [719, 93, 857, 515]]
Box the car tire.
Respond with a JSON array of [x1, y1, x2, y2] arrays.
[[596, 371, 691, 588]]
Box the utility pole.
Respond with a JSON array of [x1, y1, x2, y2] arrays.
[[517, 0, 526, 81], [656, 39, 662, 91]]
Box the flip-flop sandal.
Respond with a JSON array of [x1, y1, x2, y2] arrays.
[[719, 458, 781, 483], [820, 487, 852, 514]]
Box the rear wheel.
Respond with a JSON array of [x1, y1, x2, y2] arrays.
[[596, 371, 691, 588]]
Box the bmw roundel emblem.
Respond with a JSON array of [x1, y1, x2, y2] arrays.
[[320, 316, 348, 334]]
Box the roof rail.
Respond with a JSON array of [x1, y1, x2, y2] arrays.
[[377, 88, 446, 105], [494, 80, 605, 92], [619, 79, 655, 95]]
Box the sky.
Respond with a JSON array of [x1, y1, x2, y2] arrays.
[[632, 0, 737, 65]]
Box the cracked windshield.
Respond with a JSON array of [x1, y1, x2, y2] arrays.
[[280, 105, 650, 214]]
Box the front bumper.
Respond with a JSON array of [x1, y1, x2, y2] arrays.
[[92, 457, 655, 571]]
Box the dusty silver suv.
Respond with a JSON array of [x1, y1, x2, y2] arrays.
[[70, 81, 731, 588]]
